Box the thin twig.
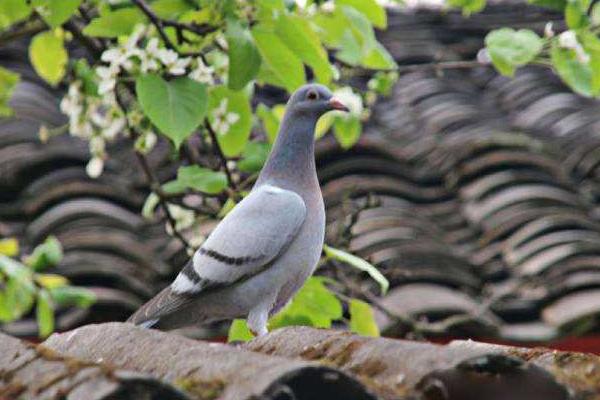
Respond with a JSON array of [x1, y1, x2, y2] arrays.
[[0, 19, 45, 46], [63, 20, 104, 58], [131, 0, 219, 52], [204, 119, 237, 191]]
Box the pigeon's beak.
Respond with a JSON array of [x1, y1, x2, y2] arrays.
[[328, 97, 349, 112]]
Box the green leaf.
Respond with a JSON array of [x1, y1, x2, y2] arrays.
[[29, 30, 68, 86], [362, 42, 397, 70], [0, 67, 19, 117], [73, 59, 99, 96], [32, 0, 81, 28], [238, 141, 271, 173], [49, 286, 96, 307], [565, 0, 590, 28], [340, 6, 377, 52], [35, 273, 69, 289], [83, 7, 146, 38], [255, 0, 286, 27], [275, 14, 333, 84], [0, 0, 31, 29], [485, 28, 543, 76], [349, 299, 380, 337], [227, 20, 261, 90], [527, 0, 566, 10], [151, 0, 194, 19], [256, 104, 281, 143], [0, 255, 36, 321], [323, 244, 389, 295], [368, 71, 398, 96], [0, 254, 33, 283], [4, 276, 35, 320], [0, 288, 11, 322], [142, 193, 160, 219], [164, 165, 228, 195], [580, 32, 600, 96], [208, 85, 252, 157], [270, 277, 343, 329], [550, 42, 593, 97], [136, 74, 208, 148], [24, 236, 63, 271], [336, 0, 387, 28], [333, 116, 361, 149], [252, 26, 306, 92], [591, 1, 600, 24], [326, 6, 379, 67], [0, 238, 19, 257], [227, 319, 254, 342], [448, 0, 486, 15], [36, 289, 54, 337]]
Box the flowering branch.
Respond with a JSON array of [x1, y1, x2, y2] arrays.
[[113, 87, 192, 249]]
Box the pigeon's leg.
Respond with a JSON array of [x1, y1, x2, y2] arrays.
[[247, 297, 274, 337]]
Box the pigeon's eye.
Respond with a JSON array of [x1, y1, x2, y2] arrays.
[[306, 90, 319, 101]]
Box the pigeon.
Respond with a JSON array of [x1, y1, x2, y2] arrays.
[[128, 84, 349, 335]]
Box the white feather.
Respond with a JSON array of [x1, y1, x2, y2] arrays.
[[171, 273, 198, 294]]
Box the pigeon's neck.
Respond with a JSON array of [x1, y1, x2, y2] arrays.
[[257, 111, 318, 190]]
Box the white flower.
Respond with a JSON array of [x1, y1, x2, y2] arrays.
[[558, 30, 590, 64], [188, 58, 215, 84], [103, 116, 126, 140], [321, 1, 335, 12], [126, 24, 147, 51], [558, 30, 578, 50], [38, 125, 49, 143], [89, 136, 105, 155], [167, 204, 196, 231], [86, 156, 104, 178], [96, 66, 118, 95], [211, 99, 240, 135], [332, 87, 363, 117], [61, 82, 83, 116], [135, 130, 157, 153], [477, 48, 491, 65], [101, 48, 123, 65], [157, 49, 191, 75], [138, 38, 161, 73], [145, 38, 160, 57], [544, 22, 554, 38]]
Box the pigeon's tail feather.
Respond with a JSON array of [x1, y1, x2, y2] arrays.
[[136, 318, 159, 329], [126, 285, 199, 330]]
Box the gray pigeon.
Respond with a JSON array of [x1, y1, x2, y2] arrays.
[[128, 84, 349, 335]]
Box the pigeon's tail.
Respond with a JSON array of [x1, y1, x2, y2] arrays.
[[126, 309, 159, 328]]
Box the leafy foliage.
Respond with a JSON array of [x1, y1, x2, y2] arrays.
[[29, 29, 68, 86], [485, 28, 543, 76], [136, 75, 208, 148], [323, 244, 389, 295], [0, 237, 95, 337]]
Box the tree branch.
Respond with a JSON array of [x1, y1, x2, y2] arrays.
[[130, 0, 219, 53], [204, 119, 238, 191]]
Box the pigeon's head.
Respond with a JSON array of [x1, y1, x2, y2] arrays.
[[286, 84, 349, 117]]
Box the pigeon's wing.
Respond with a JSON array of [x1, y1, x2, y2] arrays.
[[127, 184, 306, 326]]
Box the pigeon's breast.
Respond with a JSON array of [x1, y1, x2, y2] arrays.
[[271, 187, 325, 314]]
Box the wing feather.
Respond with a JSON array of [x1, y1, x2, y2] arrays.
[[128, 184, 306, 326]]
